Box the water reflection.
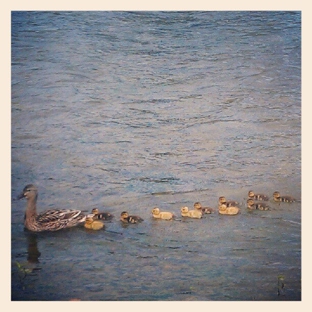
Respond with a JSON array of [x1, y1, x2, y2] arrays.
[[25, 232, 41, 263]]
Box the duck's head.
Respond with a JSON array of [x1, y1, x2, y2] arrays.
[[152, 207, 160, 215], [120, 211, 129, 218], [219, 196, 226, 204], [91, 208, 99, 214], [181, 206, 189, 213], [194, 202, 202, 209], [247, 199, 254, 205], [18, 184, 38, 200], [248, 191, 255, 197], [273, 191, 280, 198], [85, 217, 94, 224], [219, 204, 227, 210]]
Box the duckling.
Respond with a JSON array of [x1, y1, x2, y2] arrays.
[[248, 190, 269, 201], [273, 191, 295, 203], [84, 216, 104, 230], [18, 184, 86, 232], [91, 208, 114, 220], [218, 204, 240, 215], [193, 202, 214, 214], [180, 206, 202, 219], [218, 196, 239, 207], [120, 211, 144, 224], [151, 207, 174, 220], [247, 199, 269, 211]]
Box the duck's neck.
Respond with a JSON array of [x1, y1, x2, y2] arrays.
[[25, 195, 38, 219]]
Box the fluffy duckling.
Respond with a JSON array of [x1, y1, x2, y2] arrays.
[[120, 211, 144, 224], [194, 202, 214, 214], [248, 190, 269, 201], [91, 208, 114, 220], [218, 196, 239, 207], [18, 184, 86, 232], [181, 206, 202, 219], [247, 199, 269, 211], [151, 207, 174, 220], [273, 191, 295, 203], [218, 204, 240, 215], [84, 216, 104, 230]]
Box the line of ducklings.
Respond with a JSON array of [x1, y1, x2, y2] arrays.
[[84, 190, 297, 230]]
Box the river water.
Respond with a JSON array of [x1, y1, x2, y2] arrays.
[[11, 11, 301, 301]]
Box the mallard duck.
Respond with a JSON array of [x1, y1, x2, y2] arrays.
[[193, 202, 214, 214], [218, 196, 238, 207], [248, 190, 269, 201], [120, 211, 144, 224], [91, 208, 114, 220], [273, 191, 295, 203], [247, 199, 269, 211], [18, 184, 86, 232], [84, 216, 104, 230], [218, 204, 240, 215], [151, 207, 174, 220], [180, 206, 202, 219]]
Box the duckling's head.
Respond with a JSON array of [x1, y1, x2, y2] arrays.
[[120, 211, 129, 218], [219, 196, 226, 204], [219, 204, 227, 210], [91, 208, 99, 214], [247, 199, 254, 205], [18, 184, 38, 200], [152, 207, 160, 215], [248, 191, 255, 197], [273, 191, 280, 198], [194, 202, 202, 209], [181, 206, 189, 213], [85, 217, 94, 225]]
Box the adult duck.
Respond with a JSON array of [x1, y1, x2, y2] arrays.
[[18, 184, 86, 232]]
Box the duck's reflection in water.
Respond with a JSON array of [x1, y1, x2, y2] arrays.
[[25, 232, 41, 263]]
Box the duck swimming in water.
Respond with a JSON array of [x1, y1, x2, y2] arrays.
[[91, 208, 113, 220], [248, 191, 269, 201], [273, 191, 295, 203], [193, 202, 214, 214], [120, 211, 144, 224], [84, 216, 104, 230], [151, 208, 174, 220], [180, 206, 202, 219], [247, 199, 270, 211], [218, 204, 240, 215], [218, 196, 238, 207], [18, 184, 86, 232]]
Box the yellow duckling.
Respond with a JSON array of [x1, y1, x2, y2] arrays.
[[193, 202, 214, 214], [84, 216, 104, 230], [218, 204, 240, 215], [120, 211, 144, 224], [247, 199, 269, 211], [180, 206, 202, 219], [218, 196, 238, 207], [273, 191, 295, 203], [91, 208, 114, 220], [248, 190, 269, 201], [151, 207, 174, 220]]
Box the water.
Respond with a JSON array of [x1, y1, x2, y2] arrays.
[[11, 11, 301, 301]]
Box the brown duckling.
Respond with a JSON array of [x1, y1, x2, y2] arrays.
[[248, 190, 269, 201], [180, 206, 202, 219], [218, 204, 240, 215], [84, 216, 104, 230], [193, 202, 214, 214], [218, 196, 238, 207], [247, 199, 269, 211], [120, 211, 144, 224], [273, 191, 295, 203], [151, 207, 174, 220], [91, 208, 114, 220]]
